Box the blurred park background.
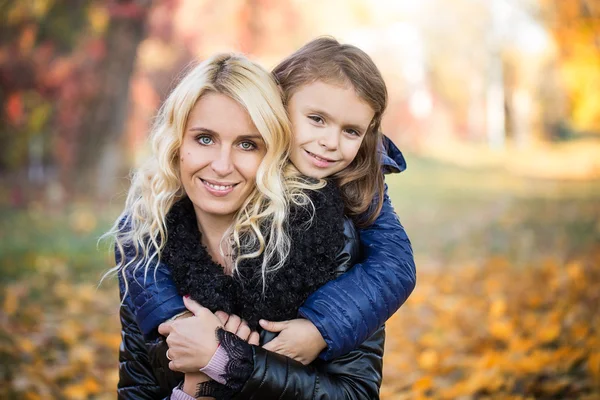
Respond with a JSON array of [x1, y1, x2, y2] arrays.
[[1, 0, 599, 399]]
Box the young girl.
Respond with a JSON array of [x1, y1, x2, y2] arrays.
[[129, 37, 414, 364]]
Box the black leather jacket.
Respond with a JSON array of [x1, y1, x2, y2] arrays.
[[117, 220, 385, 399]]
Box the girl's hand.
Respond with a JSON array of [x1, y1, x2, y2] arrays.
[[259, 318, 326, 365], [158, 296, 222, 372], [215, 311, 260, 345]]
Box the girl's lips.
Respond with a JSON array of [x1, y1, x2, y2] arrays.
[[304, 149, 337, 168], [200, 178, 238, 197]]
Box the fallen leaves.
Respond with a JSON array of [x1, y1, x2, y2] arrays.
[[381, 253, 600, 399], [0, 260, 120, 399]]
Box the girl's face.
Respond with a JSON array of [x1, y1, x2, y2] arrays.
[[179, 92, 266, 221], [287, 81, 375, 179]]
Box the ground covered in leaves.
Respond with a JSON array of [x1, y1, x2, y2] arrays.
[[381, 255, 600, 399]]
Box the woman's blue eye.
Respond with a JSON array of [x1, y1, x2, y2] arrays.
[[198, 136, 213, 145], [239, 141, 256, 151]]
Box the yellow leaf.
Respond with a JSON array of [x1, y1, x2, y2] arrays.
[[82, 377, 101, 395], [567, 261, 584, 282], [413, 375, 433, 391], [418, 350, 439, 370], [57, 320, 81, 345], [509, 337, 534, 353], [24, 391, 41, 400], [3, 287, 18, 316], [18, 338, 35, 354], [87, 4, 109, 34], [537, 323, 561, 344], [489, 298, 507, 318], [63, 384, 87, 400], [589, 352, 600, 382], [570, 322, 589, 341], [489, 319, 513, 341], [69, 344, 95, 365]]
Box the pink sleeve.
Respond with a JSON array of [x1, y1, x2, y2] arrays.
[[199, 344, 229, 385], [171, 387, 196, 400]]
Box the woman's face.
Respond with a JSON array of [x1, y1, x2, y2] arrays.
[[179, 92, 266, 221], [287, 80, 375, 179]]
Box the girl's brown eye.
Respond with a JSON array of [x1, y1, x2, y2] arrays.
[[308, 115, 324, 124]]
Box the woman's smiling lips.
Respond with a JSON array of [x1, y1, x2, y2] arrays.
[[304, 149, 338, 168], [200, 178, 238, 197]]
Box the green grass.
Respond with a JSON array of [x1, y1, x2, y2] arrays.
[[386, 154, 600, 264], [0, 204, 119, 283]]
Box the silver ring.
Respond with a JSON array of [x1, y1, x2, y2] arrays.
[[166, 349, 172, 361]]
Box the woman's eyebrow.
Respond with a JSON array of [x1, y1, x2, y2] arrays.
[[188, 128, 262, 141], [189, 127, 217, 135], [238, 134, 264, 141]]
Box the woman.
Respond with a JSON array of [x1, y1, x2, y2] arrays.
[[114, 53, 385, 399]]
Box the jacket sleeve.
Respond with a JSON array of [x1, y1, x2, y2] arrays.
[[233, 326, 385, 400], [299, 183, 416, 360], [116, 226, 187, 340], [117, 289, 175, 400]]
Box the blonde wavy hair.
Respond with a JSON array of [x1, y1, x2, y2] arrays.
[[104, 53, 322, 297]]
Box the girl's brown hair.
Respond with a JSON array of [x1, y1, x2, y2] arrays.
[[272, 36, 387, 227]]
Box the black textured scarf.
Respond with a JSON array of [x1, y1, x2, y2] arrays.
[[163, 188, 345, 330], [161, 197, 240, 315]]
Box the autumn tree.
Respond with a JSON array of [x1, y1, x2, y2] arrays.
[[0, 0, 151, 202], [540, 0, 600, 134]]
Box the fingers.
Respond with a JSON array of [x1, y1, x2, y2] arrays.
[[262, 337, 279, 352], [215, 310, 229, 325], [259, 319, 286, 333], [224, 314, 242, 333], [236, 321, 251, 341], [168, 359, 180, 372], [182, 295, 204, 316], [158, 322, 173, 337], [248, 331, 260, 346]]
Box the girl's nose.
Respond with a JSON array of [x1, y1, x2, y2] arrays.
[[317, 129, 340, 150]]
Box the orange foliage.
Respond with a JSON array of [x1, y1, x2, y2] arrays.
[[382, 255, 600, 399], [541, 0, 600, 132]]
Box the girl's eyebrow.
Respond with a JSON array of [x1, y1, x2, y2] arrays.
[[344, 122, 368, 134], [306, 107, 368, 134]]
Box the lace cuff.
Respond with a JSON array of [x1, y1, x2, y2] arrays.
[[195, 329, 254, 400]]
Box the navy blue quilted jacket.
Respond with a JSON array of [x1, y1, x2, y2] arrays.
[[121, 135, 416, 361]]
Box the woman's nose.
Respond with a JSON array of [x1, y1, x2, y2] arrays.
[[210, 148, 234, 176]]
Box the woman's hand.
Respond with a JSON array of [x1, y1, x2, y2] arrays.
[[259, 318, 326, 365], [215, 311, 260, 345], [158, 296, 222, 372]]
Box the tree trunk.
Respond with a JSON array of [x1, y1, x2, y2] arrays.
[[75, 0, 150, 199]]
